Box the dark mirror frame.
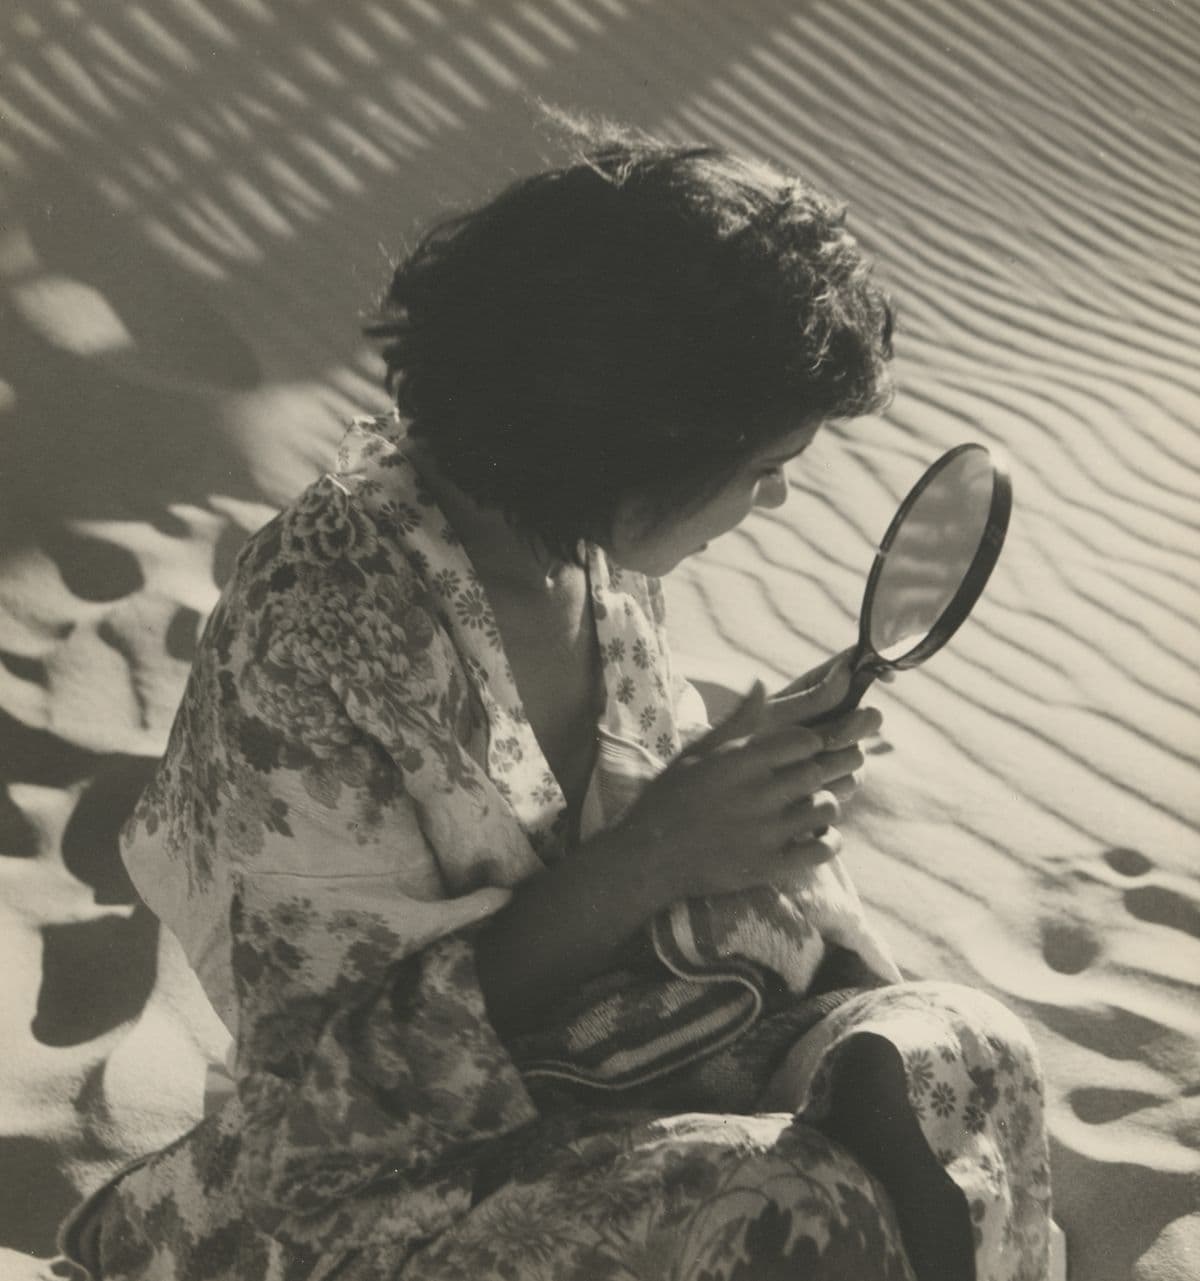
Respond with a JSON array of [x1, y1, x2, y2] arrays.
[[858, 442, 1012, 673], [806, 442, 1013, 728]]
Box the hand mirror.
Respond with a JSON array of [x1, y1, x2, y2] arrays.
[[810, 442, 1012, 725]]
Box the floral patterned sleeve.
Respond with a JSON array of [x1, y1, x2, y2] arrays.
[[126, 496, 541, 1240], [232, 903, 535, 1236]]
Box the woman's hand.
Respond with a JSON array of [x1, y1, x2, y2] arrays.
[[476, 671, 880, 1036], [771, 646, 859, 707], [767, 648, 889, 803], [614, 681, 879, 907], [477, 658, 886, 1037], [769, 646, 894, 721]]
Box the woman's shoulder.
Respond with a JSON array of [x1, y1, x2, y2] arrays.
[[222, 410, 407, 575], [237, 474, 412, 589], [204, 470, 434, 694]]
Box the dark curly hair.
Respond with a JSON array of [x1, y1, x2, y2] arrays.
[[365, 122, 894, 562]]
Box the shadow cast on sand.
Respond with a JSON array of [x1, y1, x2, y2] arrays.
[[0, 1, 1197, 1276]]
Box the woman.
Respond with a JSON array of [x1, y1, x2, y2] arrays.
[[61, 129, 1051, 1280]]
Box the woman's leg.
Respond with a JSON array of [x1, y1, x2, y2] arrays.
[[406, 1108, 917, 1280], [762, 981, 1052, 1281], [823, 1033, 974, 1281]]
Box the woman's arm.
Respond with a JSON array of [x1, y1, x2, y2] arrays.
[[475, 687, 879, 1038], [473, 823, 659, 1037]]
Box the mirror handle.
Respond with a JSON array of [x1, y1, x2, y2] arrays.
[[803, 659, 883, 728]]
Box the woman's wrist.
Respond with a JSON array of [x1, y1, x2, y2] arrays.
[[583, 819, 676, 924]]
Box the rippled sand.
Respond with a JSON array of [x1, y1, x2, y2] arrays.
[[1, 2, 1197, 1278]]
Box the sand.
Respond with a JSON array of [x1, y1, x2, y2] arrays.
[[1, 2, 1197, 1278]]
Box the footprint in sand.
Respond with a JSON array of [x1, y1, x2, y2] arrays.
[[1044, 1003, 1171, 1063], [1124, 886, 1200, 939], [0, 651, 47, 685], [1040, 917, 1101, 975], [32, 909, 158, 1048], [165, 606, 204, 663], [1068, 1086, 1162, 1125], [0, 1135, 79, 1256], [1102, 848, 1200, 939], [1103, 847, 1154, 878], [60, 755, 156, 905], [42, 526, 144, 602]]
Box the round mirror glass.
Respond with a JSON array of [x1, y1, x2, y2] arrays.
[[866, 445, 1000, 663]]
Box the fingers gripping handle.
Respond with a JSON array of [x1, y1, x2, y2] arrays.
[[803, 662, 881, 730]]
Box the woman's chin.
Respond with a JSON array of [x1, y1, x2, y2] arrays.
[[607, 540, 710, 577], [663, 544, 709, 573]]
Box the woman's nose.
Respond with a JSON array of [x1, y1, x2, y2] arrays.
[[754, 470, 789, 509]]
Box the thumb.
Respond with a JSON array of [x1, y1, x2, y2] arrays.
[[776, 650, 855, 722], [689, 679, 767, 756]]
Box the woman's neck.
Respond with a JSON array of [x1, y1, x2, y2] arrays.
[[407, 440, 577, 595]]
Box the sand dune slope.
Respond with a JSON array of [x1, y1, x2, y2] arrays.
[[1, 2, 1196, 1278]]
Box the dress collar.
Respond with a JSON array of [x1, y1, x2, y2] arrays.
[[334, 412, 680, 854]]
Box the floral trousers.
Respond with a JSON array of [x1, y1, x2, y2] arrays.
[[404, 982, 1052, 1281], [71, 981, 1050, 1281]]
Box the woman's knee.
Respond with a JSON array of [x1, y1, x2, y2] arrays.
[[910, 982, 1043, 1081]]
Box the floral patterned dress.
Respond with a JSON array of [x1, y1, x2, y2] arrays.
[[59, 414, 1052, 1281]]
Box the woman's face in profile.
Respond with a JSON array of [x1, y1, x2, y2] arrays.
[[609, 423, 819, 576]]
